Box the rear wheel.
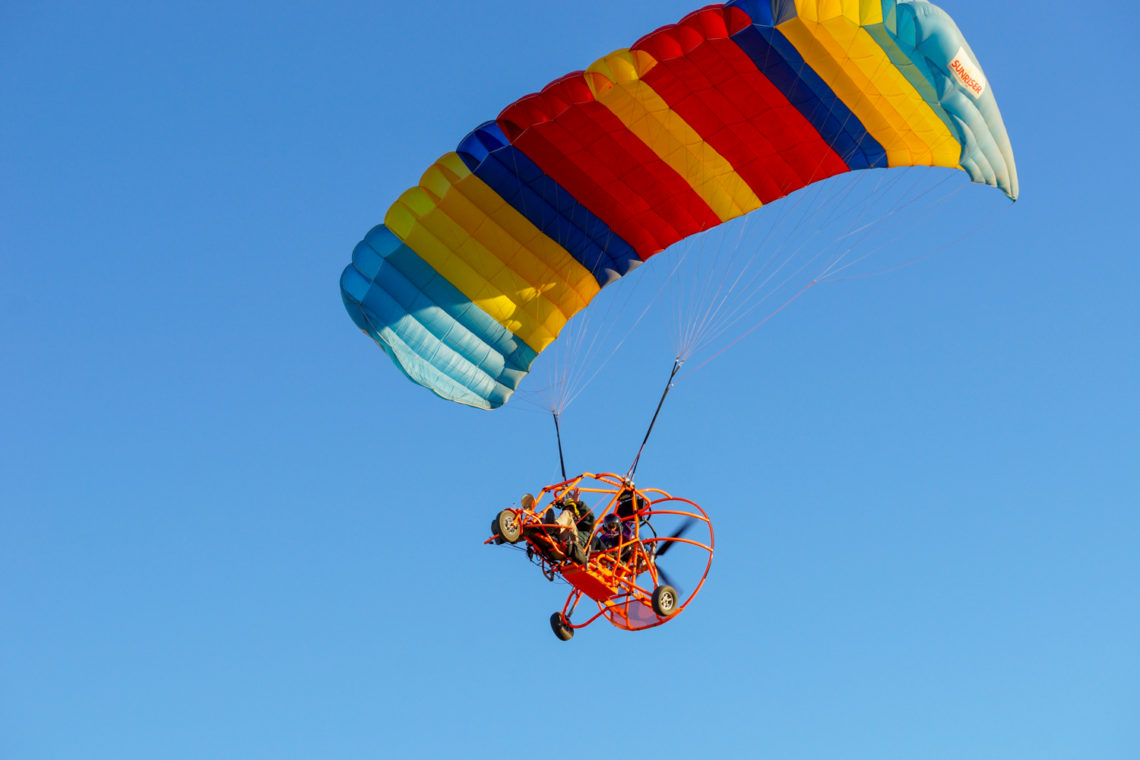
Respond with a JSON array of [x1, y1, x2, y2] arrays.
[[493, 510, 522, 544], [652, 585, 678, 617], [550, 612, 574, 641]]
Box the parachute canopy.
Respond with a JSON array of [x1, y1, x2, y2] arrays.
[[341, 0, 1017, 409]]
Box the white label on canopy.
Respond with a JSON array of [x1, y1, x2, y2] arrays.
[[948, 46, 987, 99]]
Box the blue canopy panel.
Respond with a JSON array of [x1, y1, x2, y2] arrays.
[[883, 0, 1018, 199], [340, 225, 537, 409]]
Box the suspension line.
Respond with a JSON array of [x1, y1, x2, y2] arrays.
[[626, 358, 683, 481]]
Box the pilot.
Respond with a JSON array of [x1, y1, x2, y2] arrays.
[[593, 513, 623, 552]]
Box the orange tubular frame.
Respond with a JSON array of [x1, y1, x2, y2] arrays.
[[487, 472, 714, 636]]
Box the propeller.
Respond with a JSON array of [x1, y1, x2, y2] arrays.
[[652, 517, 696, 596]]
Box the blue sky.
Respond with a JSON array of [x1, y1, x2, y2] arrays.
[[2, 2, 1137, 758]]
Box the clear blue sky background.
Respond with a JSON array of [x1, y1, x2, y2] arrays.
[[3, 2, 1137, 758]]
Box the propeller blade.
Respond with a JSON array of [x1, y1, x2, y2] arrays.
[[656, 564, 676, 591], [653, 518, 696, 559]]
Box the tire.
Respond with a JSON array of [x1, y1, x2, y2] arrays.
[[493, 509, 522, 544], [652, 584, 678, 617], [550, 612, 574, 641]]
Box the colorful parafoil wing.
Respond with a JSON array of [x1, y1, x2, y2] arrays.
[[340, 0, 1017, 409]]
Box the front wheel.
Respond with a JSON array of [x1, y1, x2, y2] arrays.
[[492, 509, 522, 544], [550, 612, 574, 641], [652, 585, 678, 617]]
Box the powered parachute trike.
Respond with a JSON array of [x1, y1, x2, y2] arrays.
[[486, 472, 713, 640]]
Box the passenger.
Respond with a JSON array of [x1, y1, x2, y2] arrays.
[[549, 487, 594, 561]]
